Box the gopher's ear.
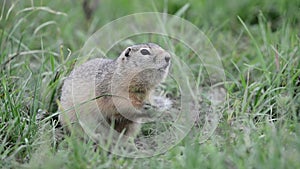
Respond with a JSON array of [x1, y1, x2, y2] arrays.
[[124, 47, 131, 57]]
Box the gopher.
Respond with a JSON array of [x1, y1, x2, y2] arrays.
[[59, 43, 171, 141]]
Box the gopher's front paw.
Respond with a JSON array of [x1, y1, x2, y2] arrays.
[[142, 102, 158, 118]]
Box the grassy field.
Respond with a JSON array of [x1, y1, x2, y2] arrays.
[[1, 0, 300, 168]]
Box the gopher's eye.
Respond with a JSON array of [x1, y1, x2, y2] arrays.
[[140, 49, 151, 55]]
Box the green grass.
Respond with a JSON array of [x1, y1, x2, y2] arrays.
[[1, 0, 300, 168]]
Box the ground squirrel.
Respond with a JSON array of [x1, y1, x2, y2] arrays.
[[59, 43, 171, 141]]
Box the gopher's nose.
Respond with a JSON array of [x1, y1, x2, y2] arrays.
[[165, 56, 170, 62]]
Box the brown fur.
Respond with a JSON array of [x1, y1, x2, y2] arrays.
[[59, 43, 171, 142]]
